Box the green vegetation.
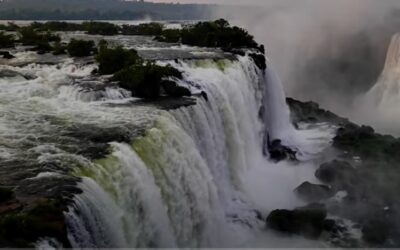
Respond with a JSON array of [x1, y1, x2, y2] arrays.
[[0, 0, 211, 21], [94, 41, 190, 99], [30, 21, 83, 32], [52, 42, 67, 55], [96, 41, 141, 75], [66, 39, 95, 57], [121, 23, 164, 36], [83, 22, 119, 36], [154, 19, 264, 53], [0, 32, 15, 48], [0, 22, 19, 32], [155, 29, 181, 43], [18, 27, 61, 46], [180, 19, 260, 51], [112, 63, 183, 99]]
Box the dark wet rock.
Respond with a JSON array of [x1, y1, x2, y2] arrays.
[[333, 123, 400, 163], [266, 203, 327, 238], [16, 176, 82, 202], [0, 187, 14, 203], [0, 69, 36, 80], [249, 53, 266, 70], [286, 97, 350, 125], [200, 91, 209, 102], [259, 44, 265, 54], [134, 96, 197, 111], [362, 218, 390, 245], [161, 80, 191, 98], [0, 51, 14, 59], [62, 124, 137, 159], [316, 160, 358, 189], [268, 139, 296, 161], [295, 181, 334, 202], [323, 219, 347, 235], [0, 199, 71, 248]]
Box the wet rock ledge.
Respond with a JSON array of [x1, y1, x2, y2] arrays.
[[268, 97, 400, 247]]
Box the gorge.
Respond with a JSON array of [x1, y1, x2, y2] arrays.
[[0, 20, 400, 248]]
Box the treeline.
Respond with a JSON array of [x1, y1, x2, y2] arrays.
[[0, 0, 212, 20], [1, 19, 266, 98]]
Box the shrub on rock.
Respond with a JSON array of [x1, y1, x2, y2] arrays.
[[121, 23, 164, 36], [18, 27, 61, 46], [155, 29, 181, 43], [180, 19, 259, 50], [83, 22, 119, 36], [0, 32, 15, 48], [32, 41, 53, 54], [67, 39, 95, 57], [96, 43, 141, 75], [32, 21, 83, 32], [52, 42, 67, 55], [112, 63, 183, 99]]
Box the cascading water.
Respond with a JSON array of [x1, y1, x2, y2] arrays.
[[64, 55, 335, 248], [66, 56, 266, 248], [0, 47, 334, 248]]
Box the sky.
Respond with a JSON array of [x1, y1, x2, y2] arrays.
[[148, 0, 264, 4]]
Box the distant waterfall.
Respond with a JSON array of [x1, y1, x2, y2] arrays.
[[65, 55, 299, 248], [357, 33, 400, 134]]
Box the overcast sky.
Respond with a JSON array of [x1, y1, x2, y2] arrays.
[[148, 0, 264, 4]]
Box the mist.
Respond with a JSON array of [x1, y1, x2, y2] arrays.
[[212, 0, 400, 133]]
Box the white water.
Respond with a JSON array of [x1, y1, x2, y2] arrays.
[[0, 48, 334, 247], [63, 56, 334, 248], [357, 33, 400, 135]]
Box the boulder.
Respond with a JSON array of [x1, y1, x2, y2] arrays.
[[362, 218, 391, 245], [295, 181, 334, 202], [0, 187, 14, 203], [269, 139, 296, 161], [161, 80, 191, 98], [315, 160, 357, 186], [0, 51, 15, 59], [249, 53, 267, 70], [266, 203, 327, 238]]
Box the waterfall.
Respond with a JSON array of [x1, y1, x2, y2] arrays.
[[263, 63, 297, 146], [356, 33, 400, 134], [63, 54, 325, 248]]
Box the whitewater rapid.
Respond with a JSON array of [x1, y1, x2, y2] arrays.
[[0, 51, 335, 248]]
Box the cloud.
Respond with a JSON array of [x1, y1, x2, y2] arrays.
[[212, 0, 400, 121]]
